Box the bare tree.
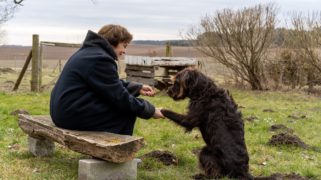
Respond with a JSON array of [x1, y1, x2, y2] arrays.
[[290, 12, 321, 73], [0, 0, 18, 23], [187, 4, 277, 90], [13, 0, 23, 5], [0, 0, 20, 42]]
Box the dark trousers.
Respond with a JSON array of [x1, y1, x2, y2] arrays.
[[118, 117, 137, 135]]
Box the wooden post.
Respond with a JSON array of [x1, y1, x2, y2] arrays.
[[59, 59, 62, 72], [31, 34, 40, 92], [39, 43, 43, 90], [165, 42, 172, 57], [13, 50, 32, 91]]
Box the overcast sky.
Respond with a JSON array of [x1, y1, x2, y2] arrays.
[[2, 0, 321, 45]]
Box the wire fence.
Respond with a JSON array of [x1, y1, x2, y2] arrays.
[[0, 45, 229, 92]]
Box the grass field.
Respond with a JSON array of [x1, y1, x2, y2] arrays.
[[0, 89, 320, 179]]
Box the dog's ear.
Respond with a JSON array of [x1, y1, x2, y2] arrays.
[[181, 68, 199, 89], [180, 69, 193, 88]]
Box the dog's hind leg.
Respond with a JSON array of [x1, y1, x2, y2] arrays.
[[199, 146, 222, 179]]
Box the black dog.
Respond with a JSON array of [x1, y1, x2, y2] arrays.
[[161, 68, 252, 179]]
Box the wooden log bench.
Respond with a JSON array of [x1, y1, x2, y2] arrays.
[[18, 114, 145, 180]]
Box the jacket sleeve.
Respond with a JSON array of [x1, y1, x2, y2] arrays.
[[120, 80, 142, 97], [87, 58, 155, 119]]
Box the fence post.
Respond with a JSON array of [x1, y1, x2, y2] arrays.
[[39, 42, 43, 90], [31, 34, 40, 92], [13, 50, 32, 91], [165, 42, 172, 57], [59, 59, 62, 72]]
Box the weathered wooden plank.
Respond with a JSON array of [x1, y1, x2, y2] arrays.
[[18, 114, 145, 163], [125, 56, 154, 66], [125, 55, 198, 66], [125, 69, 154, 78], [153, 59, 198, 66], [41, 41, 81, 48], [126, 76, 155, 86], [125, 65, 154, 72]]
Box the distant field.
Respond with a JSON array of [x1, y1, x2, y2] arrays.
[[0, 62, 229, 93], [0, 44, 201, 62], [0, 44, 230, 92]]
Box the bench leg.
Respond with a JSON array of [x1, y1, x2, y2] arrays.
[[78, 158, 140, 180], [28, 136, 55, 156]]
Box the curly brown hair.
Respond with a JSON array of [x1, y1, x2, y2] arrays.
[[161, 68, 252, 179], [98, 24, 133, 46]]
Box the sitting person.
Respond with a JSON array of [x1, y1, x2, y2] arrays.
[[50, 24, 163, 135]]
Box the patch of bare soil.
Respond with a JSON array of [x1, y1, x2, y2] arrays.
[[269, 124, 294, 133], [244, 115, 258, 122], [1, 80, 14, 91], [268, 132, 308, 149], [0, 67, 15, 74], [191, 147, 202, 155], [263, 109, 275, 112], [140, 150, 178, 166], [288, 114, 307, 120], [255, 172, 310, 180]]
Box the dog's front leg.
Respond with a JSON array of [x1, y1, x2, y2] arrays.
[[161, 109, 194, 130]]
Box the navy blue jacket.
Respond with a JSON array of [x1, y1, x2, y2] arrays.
[[50, 30, 155, 133]]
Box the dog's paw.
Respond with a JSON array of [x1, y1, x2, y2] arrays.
[[160, 109, 185, 124], [160, 109, 169, 112], [160, 109, 173, 118]]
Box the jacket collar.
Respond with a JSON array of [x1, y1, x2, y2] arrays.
[[82, 30, 118, 60]]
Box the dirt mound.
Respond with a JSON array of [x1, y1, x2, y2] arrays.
[[0, 67, 15, 73], [256, 172, 309, 180], [0, 80, 15, 91], [4, 80, 14, 84], [244, 115, 258, 122], [140, 150, 178, 166], [270, 124, 294, 133], [288, 114, 306, 120], [191, 147, 202, 155], [263, 109, 275, 112], [268, 133, 308, 148]]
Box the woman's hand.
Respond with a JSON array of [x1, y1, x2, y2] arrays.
[[153, 108, 164, 119], [139, 85, 155, 97]]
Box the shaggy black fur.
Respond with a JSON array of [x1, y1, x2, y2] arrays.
[[161, 68, 252, 179]]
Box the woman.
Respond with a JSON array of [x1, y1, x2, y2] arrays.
[[50, 24, 163, 135]]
